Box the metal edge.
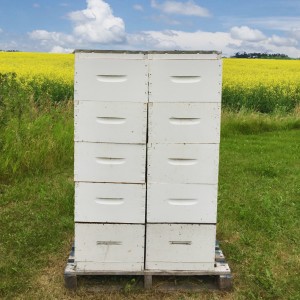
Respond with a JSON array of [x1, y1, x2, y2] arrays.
[[74, 49, 222, 55]]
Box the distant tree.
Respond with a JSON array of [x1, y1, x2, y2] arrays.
[[231, 52, 290, 59], [233, 52, 249, 58]]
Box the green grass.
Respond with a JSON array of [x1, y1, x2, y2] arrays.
[[218, 129, 300, 299], [221, 109, 300, 136], [0, 72, 73, 104], [0, 100, 299, 298], [0, 173, 74, 297], [0, 96, 74, 298], [222, 84, 300, 113], [0, 84, 73, 180]]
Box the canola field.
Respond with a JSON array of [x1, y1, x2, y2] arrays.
[[0, 52, 74, 103], [0, 52, 300, 113], [223, 58, 300, 113]]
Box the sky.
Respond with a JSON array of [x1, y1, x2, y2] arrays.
[[0, 0, 300, 57]]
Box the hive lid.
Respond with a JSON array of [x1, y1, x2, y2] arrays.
[[74, 49, 221, 55]]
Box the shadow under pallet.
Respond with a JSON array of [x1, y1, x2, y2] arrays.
[[64, 241, 232, 291]]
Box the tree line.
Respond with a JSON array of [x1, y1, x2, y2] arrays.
[[232, 52, 291, 59]]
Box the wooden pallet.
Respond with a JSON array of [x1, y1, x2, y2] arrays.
[[64, 241, 232, 291]]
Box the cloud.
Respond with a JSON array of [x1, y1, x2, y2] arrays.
[[28, 0, 126, 51], [128, 30, 240, 55], [29, 30, 75, 45], [24, 0, 300, 57], [68, 0, 125, 44], [269, 35, 298, 47], [290, 29, 300, 41], [128, 31, 178, 49], [50, 46, 74, 53], [33, 3, 40, 8], [0, 28, 3, 33], [151, 0, 210, 17], [133, 4, 143, 11], [127, 29, 300, 58], [244, 17, 300, 32], [230, 26, 266, 42]]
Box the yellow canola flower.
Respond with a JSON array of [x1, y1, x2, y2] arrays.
[[223, 58, 300, 89], [0, 52, 74, 85], [1, 52, 299, 90]]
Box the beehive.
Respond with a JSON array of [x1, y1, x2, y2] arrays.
[[74, 50, 222, 272]]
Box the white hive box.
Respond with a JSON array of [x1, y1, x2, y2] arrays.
[[147, 183, 217, 223], [148, 102, 221, 144], [147, 143, 219, 184], [75, 182, 146, 223], [148, 53, 222, 103], [75, 223, 145, 271], [74, 101, 147, 143], [74, 52, 148, 102], [146, 224, 216, 271], [74, 142, 146, 183]]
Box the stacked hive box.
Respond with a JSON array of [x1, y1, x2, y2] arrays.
[[74, 51, 148, 271], [73, 50, 222, 273], [146, 52, 222, 271]]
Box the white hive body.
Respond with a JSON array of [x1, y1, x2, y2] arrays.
[[146, 224, 216, 271], [147, 183, 217, 223], [74, 142, 146, 183], [147, 143, 219, 184], [74, 101, 147, 143], [148, 102, 221, 144], [75, 223, 145, 271], [75, 182, 146, 223], [74, 52, 148, 102], [74, 50, 222, 272], [148, 54, 222, 103]]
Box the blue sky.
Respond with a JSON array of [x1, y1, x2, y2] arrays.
[[0, 0, 300, 57]]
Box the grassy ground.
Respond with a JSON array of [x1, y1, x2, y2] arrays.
[[218, 129, 300, 299], [0, 107, 299, 299]]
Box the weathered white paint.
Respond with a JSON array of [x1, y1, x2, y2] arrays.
[[147, 183, 217, 223], [75, 182, 146, 223], [147, 143, 219, 184], [74, 52, 148, 102], [148, 102, 221, 143], [74, 101, 147, 143], [146, 224, 216, 271], [75, 223, 145, 271], [148, 59, 222, 103], [74, 142, 146, 183]]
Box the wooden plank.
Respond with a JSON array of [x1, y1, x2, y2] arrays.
[[70, 263, 231, 276], [64, 263, 77, 290], [144, 275, 152, 289], [218, 274, 233, 290]]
